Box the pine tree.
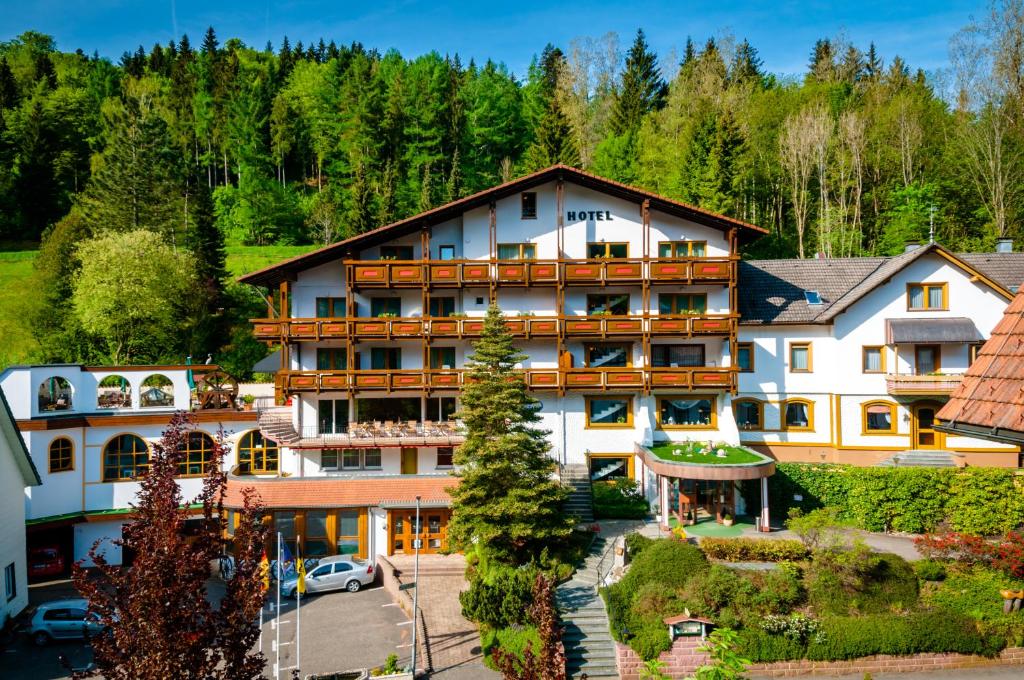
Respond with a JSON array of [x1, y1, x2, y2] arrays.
[[865, 43, 882, 79], [681, 37, 696, 69], [184, 173, 225, 289], [448, 305, 573, 564], [610, 29, 666, 135], [0, 57, 20, 109], [808, 39, 835, 81], [730, 39, 763, 83], [202, 27, 219, 58]]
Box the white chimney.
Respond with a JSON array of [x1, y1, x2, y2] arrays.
[[996, 238, 1013, 253], [904, 241, 921, 253]]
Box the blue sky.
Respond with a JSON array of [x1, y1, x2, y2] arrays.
[[1, 1, 986, 78]]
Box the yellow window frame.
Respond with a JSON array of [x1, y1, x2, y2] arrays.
[[862, 400, 898, 435], [585, 396, 634, 429], [656, 394, 718, 430]]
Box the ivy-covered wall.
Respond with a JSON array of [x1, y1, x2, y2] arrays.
[[741, 464, 1024, 535]]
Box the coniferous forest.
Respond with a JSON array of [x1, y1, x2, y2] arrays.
[[1, 2, 1022, 371]]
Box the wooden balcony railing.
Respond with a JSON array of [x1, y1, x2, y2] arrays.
[[252, 314, 737, 342], [345, 256, 736, 288], [885, 373, 964, 396], [278, 366, 736, 394]]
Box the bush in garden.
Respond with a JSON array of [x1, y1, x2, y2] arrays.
[[844, 467, 950, 533], [682, 565, 748, 615], [807, 548, 918, 615], [945, 468, 1024, 536], [625, 532, 655, 559], [916, 531, 1024, 579], [923, 566, 1024, 622], [460, 566, 535, 627], [699, 537, 809, 562], [748, 568, 805, 614], [630, 624, 673, 661], [761, 613, 824, 644], [592, 479, 650, 519], [785, 507, 849, 552], [617, 539, 710, 596], [913, 558, 947, 582]]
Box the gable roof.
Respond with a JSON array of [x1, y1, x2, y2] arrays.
[[0, 388, 40, 487], [739, 244, 1017, 325], [957, 252, 1024, 292], [936, 290, 1024, 444], [238, 164, 768, 288]]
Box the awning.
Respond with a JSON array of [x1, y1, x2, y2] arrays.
[[885, 318, 984, 344], [253, 349, 281, 373]]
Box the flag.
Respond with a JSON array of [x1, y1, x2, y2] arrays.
[[259, 550, 270, 592], [296, 547, 306, 595], [279, 541, 295, 578]]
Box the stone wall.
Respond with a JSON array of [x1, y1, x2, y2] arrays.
[[616, 640, 1024, 679]]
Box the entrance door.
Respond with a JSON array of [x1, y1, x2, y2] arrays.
[[912, 403, 942, 449], [914, 345, 940, 375], [390, 510, 450, 555], [400, 448, 418, 474]]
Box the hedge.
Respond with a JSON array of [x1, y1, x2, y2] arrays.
[[699, 537, 808, 562], [743, 464, 1024, 535]]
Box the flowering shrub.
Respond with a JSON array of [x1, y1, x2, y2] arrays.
[[915, 531, 1024, 579], [761, 613, 825, 644]]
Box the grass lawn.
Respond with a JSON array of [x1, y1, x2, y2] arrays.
[[225, 244, 320, 278], [669, 515, 752, 537], [648, 441, 765, 465]]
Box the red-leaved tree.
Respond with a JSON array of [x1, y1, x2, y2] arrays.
[[72, 412, 269, 679], [916, 531, 1024, 579], [492, 573, 567, 680]]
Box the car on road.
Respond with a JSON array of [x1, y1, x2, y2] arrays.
[[28, 599, 105, 646], [281, 555, 375, 597], [28, 546, 65, 580]]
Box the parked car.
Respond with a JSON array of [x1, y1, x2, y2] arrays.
[[28, 599, 105, 646], [281, 555, 375, 597], [28, 546, 65, 580]]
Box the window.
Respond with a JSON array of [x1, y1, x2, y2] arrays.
[[363, 448, 382, 469], [429, 297, 455, 317], [497, 243, 536, 260], [38, 376, 73, 412], [318, 399, 348, 434], [274, 511, 297, 557], [316, 297, 346, 318], [140, 374, 174, 408], [304, 510, 330, 557], [658, 293, 707, 315], [907, 283, 948, 310], [370, 347, 401, 369], [337, 510, 361, 555], [321, 449, 339, 470], [380, 245, 414, 260], [915, 344, 940, 375], [782, 400, 814, 431], [4, 562, 15, 602], [96, 375, 131, 409], [370, 297, 401, 317], [102, 434, 149, 481], [342, 449, 362, 470], [586, 397, 632, 428], [589, 455, 631, 481], [427, 396, 457, 422], [651, 345, 705, 368], [237, 430, 279, 474], [48, 437, 73, 473], [789, 342, 812, 372], [863, 401, 897, 434], [317, 348, 347, 370], [658, 241, 706, 257], [429, 347, 456, 369], [969, 343, 985, 366], [438, 245, 455, 261], [587, 242, 628, 258], [587, 293, 630, 316], [804, 291, 822, 305], [436, 447, 454, 468], [657, 396, 716, 429], [335, 448, 382, 470], [585, 343, 631, 368], [180, 432, 215, 477], [521, 192, 537, 219], [733, 399, 762, 430], [862, 346, 885, 373], [736, 343, 754, 372]]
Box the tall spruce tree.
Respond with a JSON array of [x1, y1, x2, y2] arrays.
[[610, 29, 666, 135], [448, 305, 573, 564]]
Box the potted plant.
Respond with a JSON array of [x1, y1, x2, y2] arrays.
[[722, 512, 734, 527], [241, 394, 255, 411]]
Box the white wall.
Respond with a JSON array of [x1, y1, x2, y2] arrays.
[[0, 435, 30, 621]]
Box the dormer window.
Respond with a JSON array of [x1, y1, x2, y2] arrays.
[[521, 192, 537, 219], [804, 291, 822, 305]]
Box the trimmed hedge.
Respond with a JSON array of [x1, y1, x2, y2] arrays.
[[744, 464, 1024, 535], [480, 624, 541, 671], [700, 537, 809, 562], [592, 479, 649, 519]]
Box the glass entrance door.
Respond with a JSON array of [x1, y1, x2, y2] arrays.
[[913, 403, 940, 449], [389, 510, 450, 555]]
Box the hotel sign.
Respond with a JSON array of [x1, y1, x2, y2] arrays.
[[567, 210, 613, 221]]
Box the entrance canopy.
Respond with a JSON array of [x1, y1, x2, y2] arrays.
[[885, 317, 983, 344]]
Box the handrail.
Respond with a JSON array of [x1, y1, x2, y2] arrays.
[[593, 532, 619, 590]]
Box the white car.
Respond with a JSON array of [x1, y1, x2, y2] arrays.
[[28, 599, 105, 646], [281, 555, 375, 597]]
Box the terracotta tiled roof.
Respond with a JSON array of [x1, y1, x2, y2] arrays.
[[224, 475, 455, 509], [936, 290, 1024, 443]]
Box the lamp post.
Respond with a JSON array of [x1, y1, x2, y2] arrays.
[[411, 495, 421, 677]]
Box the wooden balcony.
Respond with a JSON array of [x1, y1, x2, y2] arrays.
[[886, 373, 964, 396], [345, 257, 736, 288], [251, 314, 737, 342], [277, 366, 736, 394]]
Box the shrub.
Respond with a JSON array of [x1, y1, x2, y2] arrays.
[[748, 569, 805, 614], [786, 507, 849, 552], [845, 467, 950, 533], [625, 532, 655, 559], [924, 566, 1024, 622], [630, 624, 672, 661], [918, 531, 1024, 580], [593, 479, 650, 519], [761, 613, 823, 644], [700, 537, 809, 562], [480, 624, 541, 671], [914, 559, 947, 582], [946, 469, 1024, 536], [735, 628, 805, 662], [460, 567, 535, 627], [807, 549, 918, 615], [618, 539, 710, 597]]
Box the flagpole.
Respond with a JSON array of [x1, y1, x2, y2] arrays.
[[296, 534, 301, 676], [411, 496, 421, 677], [275, 531, 281, 680]]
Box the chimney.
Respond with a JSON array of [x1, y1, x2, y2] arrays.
[[904, 240, 921, 253], [815, 251, 826, 259], [996, 238, 1013, 253]]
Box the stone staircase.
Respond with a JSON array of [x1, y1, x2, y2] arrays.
[[256, 408, 300, 446], [561, 464, 595, 523], [878, 449, 957, 467], [556, 534, 619, 679]]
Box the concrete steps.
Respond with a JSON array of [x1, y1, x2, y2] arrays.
[[556, 534, 618, 679], [562, 464, 595, 523], [878, 450, 957, 467]]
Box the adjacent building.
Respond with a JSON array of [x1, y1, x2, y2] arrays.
[[0, 386, 40, 623]]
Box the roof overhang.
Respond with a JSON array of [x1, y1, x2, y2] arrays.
[[885, 317, 984, 344], [935, 420, 1024, 446]]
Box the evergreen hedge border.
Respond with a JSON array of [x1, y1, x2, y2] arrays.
[[741, 464, 1024, 535]]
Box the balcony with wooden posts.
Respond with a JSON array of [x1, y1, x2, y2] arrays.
[[344, 256, 737, 289], [885, 373, 965, 396], [275, 366, 736, 395], [251, 313, 738, 342]]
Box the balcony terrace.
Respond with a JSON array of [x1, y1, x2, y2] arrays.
[[886, 373, 965, 396], [257, 407, 464, 448]]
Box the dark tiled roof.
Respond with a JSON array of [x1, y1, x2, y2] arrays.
[[957, 252, 1024, 291]]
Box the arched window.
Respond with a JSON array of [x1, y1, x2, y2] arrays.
[[782, 399, 814, 431], [140, 374, 174, 408], [48, 437, 74, 473], [180, 432, 216, 477], [97, 375, 132, 409], [103, 434, 149, 481], [733, 399, 763, 431], [862, 401, 897, 434], [38, 377, 73, 412], [237, 430, 279, 474]]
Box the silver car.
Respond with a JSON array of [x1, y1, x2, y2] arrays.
[[28, 598, 105, 646], [281, 555, 375, 597]]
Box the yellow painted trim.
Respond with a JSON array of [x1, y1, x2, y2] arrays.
[[732, 398, 764, 431], [933, 248, 1014, 300], [861, 400, 899, 435], [948, 446, 1022, 452], [741, 441, 835, 447], [658, 240, 707, 257], [587, 452, 636, 480], [788, 342, 813, 373], [496, 242, 536, 259], [656, 394, 718, 430], [100, 432, 150, 482], [585, 395, 634, 429], [587, 241, 630, 258], [48, 436, 75, 473], [906, 282, 949, 311], [862, 345, 886, 374], [237, 429, 280, 474], [780, 398, 815, 431], [736, 342, 755, 372]]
